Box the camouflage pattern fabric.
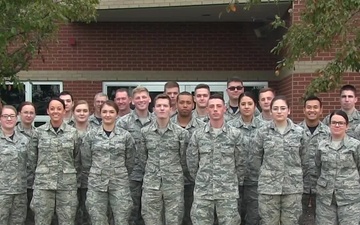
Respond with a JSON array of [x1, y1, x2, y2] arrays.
[[224, 103, 260, 122], [323, 109, 360, 139], [88, 114, 102, 128], [0, 193, 27, 225], [191, 110, 209, 123]]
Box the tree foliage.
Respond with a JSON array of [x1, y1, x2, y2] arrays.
[[228, 0, 360, 97], [0, 0, 99, 87]]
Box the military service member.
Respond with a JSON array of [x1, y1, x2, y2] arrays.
[[257, 88, 275, 122], [114, 88, 133, 118], [89, 92, 108, 128], [164, 81, 180, 117], [31, 98, 80, 225], [59, 91, 75, 126], [298, 96, 330, 225], [228, 92, 263, 225], [139, 94, 189, 225], [323, 85, 360, 138], [315, 110, 360, 225], [171, 91, 205, 225], [251, 95, 305, 225], [192, 84, 210, 122], [117, 86, 153, 225], [187, 94, 245, 225], [82, 100, 135, 225], [0, 105, 31, 225]]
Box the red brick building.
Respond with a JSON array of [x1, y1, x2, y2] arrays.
[[9, 0, 358, 124]]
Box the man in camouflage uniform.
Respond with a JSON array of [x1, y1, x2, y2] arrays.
[[256, 88, 275, 122], [171, 91, 205, 225], [31, 98, 80, 225], [192, 84, 210, 122], [187, 94, 245, 225], [298, 96, 330, 225], [89, 92, 108, 127], [139, 94, 189, 225], [117, 86, 154, 225], [323, 84, 360, 138], [114, 88, 133, 118], [59, 91, 75, 126], [0, 105, 33, 224]]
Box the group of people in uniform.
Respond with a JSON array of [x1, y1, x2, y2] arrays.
[[1, 77, 360, 225]]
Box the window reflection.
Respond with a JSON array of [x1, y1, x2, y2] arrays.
[[0, 84, 25, 109], [32, 84, 61, 115]]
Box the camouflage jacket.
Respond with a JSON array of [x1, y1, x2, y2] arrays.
[[88, 114, 102, 128], [315, 135, 360, 206], [251, 119, 305, 195], [117, 110, 154, 182], [224, 102, 260, 122], [187, 122, 245, 200], [139, 120, 189, 190], [298, 120, 330, 194], [191, 109, 209, 123], [228, 116, 264, 186], [34, 122, 80, 190], [15, 123, 38, 189], [171, 115, 205, 185], [323, 109, 360, 138], [81, 126, 135, 192], [0, 130, 30, 194]]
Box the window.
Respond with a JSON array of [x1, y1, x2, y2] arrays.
[[0, 83, 26, 110]]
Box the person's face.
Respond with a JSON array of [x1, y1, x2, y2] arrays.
[[132, 91, 151, 111], [259, 91, 275, 112], [207, 98, 226, 121], [165, 87, 179, 107], [1, 108, 17, 130], [101, 104, 117, 125], [115, 92, 131, 111], [47, 100, 65, 123], [73, 104, 90, 123], [59, 95, 73, 112], [194, 88, 210, 109], [19, 105, 36, 125], [226, 81, 244, 101], [154, 98, 171, 119], [239, 96, 256, 118], [340, 90, 357, 111], [271, 99, 290, 122], [177, 95, 194, 117], [330, 114, 348, 138], [304, 100, 322, 122], [94, 96, 107, 113]]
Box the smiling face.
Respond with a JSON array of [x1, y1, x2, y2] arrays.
[[115, 91, 131, 111], [73, 103, 90, 123], [47, 99, 65, 124], [101, 103, 118, 125], [132, 91, 151, 112], [330, 114, 348, 139], [1, 108, 17, 130], [304, 99, 322, 122]]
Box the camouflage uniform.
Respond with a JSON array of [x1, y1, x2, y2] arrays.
[[31, 122, 80, 225], [323, 109, 360, 138], [171, 116, 205, 225], [117, 110, 154, 225], [228, 116, 264, 225], [139, 120, 189, 225], [315, 135, 360, 225], [0, 130, 30, 225], [224, 103, 260, 122], [81, 125, 135, 225], [64, 115, 75, 127], [256, 113, 272, 122], [15, 123, 38, 225], [187, 122, 245, 225], [251, 119, 305, 225], [191, 110, 209, 123], [89, 114, 102, 128], [298, 121, 330, 225]]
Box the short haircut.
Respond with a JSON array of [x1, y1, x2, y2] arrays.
[[208, 93, 225, 104], [73, 100, 89, 112], [154, 94, 171, 106], [100, 100, 119, 114], [304, 95, 323, 108], [94, 92, 108, 100], [47, 97, 65, 109], [59, 91, 74, 101], [330, 110, 349, 125], [259, 87, 276, 96], [195, 83, 210, 93], [132, 86, 149, 97], [18, 101, 36, 113], [115, 88, 131, 98], [238, 92, 257, 106], [227, 77, 243, 87], [2, 105, 17, 115], [340, 84, 356, 96], [270, 95, 290, 109], [164, 81, 179, 92], [177, 91, 193, 102]]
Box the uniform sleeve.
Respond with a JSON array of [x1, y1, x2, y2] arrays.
[[235, 132, 246, 186], [179, 129, 190, 180], [315, 144, 322, 179], [186, 132, 199, 180], [27, 131, 38, 188], [248, 129, 265, 178], [74, 131, 81, 177], [322, 115, 330, 126], [355, 142, 360, 176], [80, 131, 93, 176], [300, 130, 307, 171], [125, 133, 136, 176], [138, 131, 148, 178], [116, 117, 127, 130], [354, 125, 360, 140]]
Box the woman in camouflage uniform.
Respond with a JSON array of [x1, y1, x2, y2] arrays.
[[315, 110, 360, 225]]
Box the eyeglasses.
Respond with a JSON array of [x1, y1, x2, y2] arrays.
[[228, 86, 243, 91], [1, 114, 17, 119], [330, 121, 347, 126]]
